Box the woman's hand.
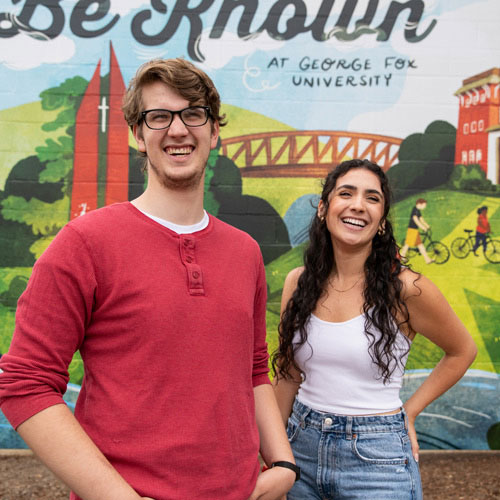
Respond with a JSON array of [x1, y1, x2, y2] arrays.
[[404, 410, 419, 463]]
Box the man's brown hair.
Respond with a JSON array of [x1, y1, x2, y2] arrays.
[[122, 58, 226, 129]]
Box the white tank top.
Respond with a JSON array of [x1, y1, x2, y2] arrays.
[[295, 313, 410, 415]]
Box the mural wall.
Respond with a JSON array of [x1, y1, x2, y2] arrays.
[[1, 0, 499, 450]]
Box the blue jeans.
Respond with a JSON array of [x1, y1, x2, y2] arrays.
[[472, 232, 487, 253], [287, 399, 422, 500]]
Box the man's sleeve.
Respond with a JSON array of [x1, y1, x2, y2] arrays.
[[0, 224, 97, 429], [252, 251, 270, 387]]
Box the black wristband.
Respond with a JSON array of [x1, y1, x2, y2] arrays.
[[271, 461, 301, 482]]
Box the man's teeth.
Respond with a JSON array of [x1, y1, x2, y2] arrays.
[[342, 218, 366, 227], [166, 146, 193, 155]]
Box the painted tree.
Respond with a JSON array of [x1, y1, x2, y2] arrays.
[[210, 155, 291, 264], [387, 120, 456, 202], [449, 164, 499, 193], [0, 77, 88, 261]]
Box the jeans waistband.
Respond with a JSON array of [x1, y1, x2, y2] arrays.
[[291, 399, 407, 437]]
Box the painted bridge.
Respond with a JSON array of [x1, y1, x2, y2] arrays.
[[220, 131, 402, 177]]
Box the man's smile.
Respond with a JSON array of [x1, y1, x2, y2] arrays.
[[165, 146, 194, 156]]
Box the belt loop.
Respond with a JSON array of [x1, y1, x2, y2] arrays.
[[345, 416, 353, 440], [300, 405, 311, 429], [293, 399, 311, 429]]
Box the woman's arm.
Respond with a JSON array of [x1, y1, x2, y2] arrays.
[[401, 269, 477, 461], [272, 267, 304, 426], [273, 374, 301, 427], [248, 384, 297, 500]]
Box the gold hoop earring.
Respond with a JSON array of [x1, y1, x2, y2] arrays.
[[378, 227, 385, 235]]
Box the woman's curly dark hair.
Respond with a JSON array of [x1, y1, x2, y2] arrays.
[[272, 159, 414, 384]]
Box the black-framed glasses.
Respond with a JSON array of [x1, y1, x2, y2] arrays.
[[141, 106, 211, 130]]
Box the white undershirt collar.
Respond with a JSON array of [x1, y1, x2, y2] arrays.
[[140, 209, 209, 234]]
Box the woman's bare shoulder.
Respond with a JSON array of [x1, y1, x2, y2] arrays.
[[399, 267, 449, 310], [285, 266, 304, 285], [398, 267, 426, 299], [281, 267, 304, 308]]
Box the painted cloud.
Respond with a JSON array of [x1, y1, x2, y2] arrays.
[[196, 30, 285, 70], [0, 32, 75, 70], [348, 0, 500, 137]]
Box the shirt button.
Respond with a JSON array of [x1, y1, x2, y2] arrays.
[[192, 271, 200, 279], [324, 417, 333, 426], [186, 256, 193, 263]]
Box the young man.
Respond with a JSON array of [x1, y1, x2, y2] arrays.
[[400, 198, 434, 264], [0, 59, 296, 500]]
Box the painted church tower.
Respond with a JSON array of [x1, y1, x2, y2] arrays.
[[70, 42, 129, 219]]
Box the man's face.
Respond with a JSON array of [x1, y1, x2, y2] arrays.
[[133, 81, 219, 190], [416, 202, 426, 210]]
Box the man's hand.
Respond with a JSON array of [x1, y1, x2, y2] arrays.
[[247, 466, 296, 500]]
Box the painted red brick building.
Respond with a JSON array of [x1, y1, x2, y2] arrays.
[[455, 67, 500, 184]]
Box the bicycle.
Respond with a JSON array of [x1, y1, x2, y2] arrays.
[[405, 229, 450, 265], [451, 230, 500, 264]]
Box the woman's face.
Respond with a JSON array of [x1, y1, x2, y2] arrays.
[[319, 168, 385, 249]]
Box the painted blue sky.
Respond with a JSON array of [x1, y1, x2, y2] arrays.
[[1, 0, 499, 138]]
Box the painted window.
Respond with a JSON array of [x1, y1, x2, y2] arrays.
[[464, 123, 469, 134], [469, 150, 475, 162], [462, 151, 467, 163], [476, 149, 482, 162], [471, 121, 477, 133], [478, 120, 484, 131]]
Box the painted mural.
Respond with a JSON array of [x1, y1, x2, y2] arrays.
[[0, 0, 499, 451]]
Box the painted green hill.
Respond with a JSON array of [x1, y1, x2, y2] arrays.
[[220, 103, 294, 138], [0, 102, 60, 190]]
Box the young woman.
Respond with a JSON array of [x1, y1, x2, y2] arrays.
[[272, 159, 477, 500]]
